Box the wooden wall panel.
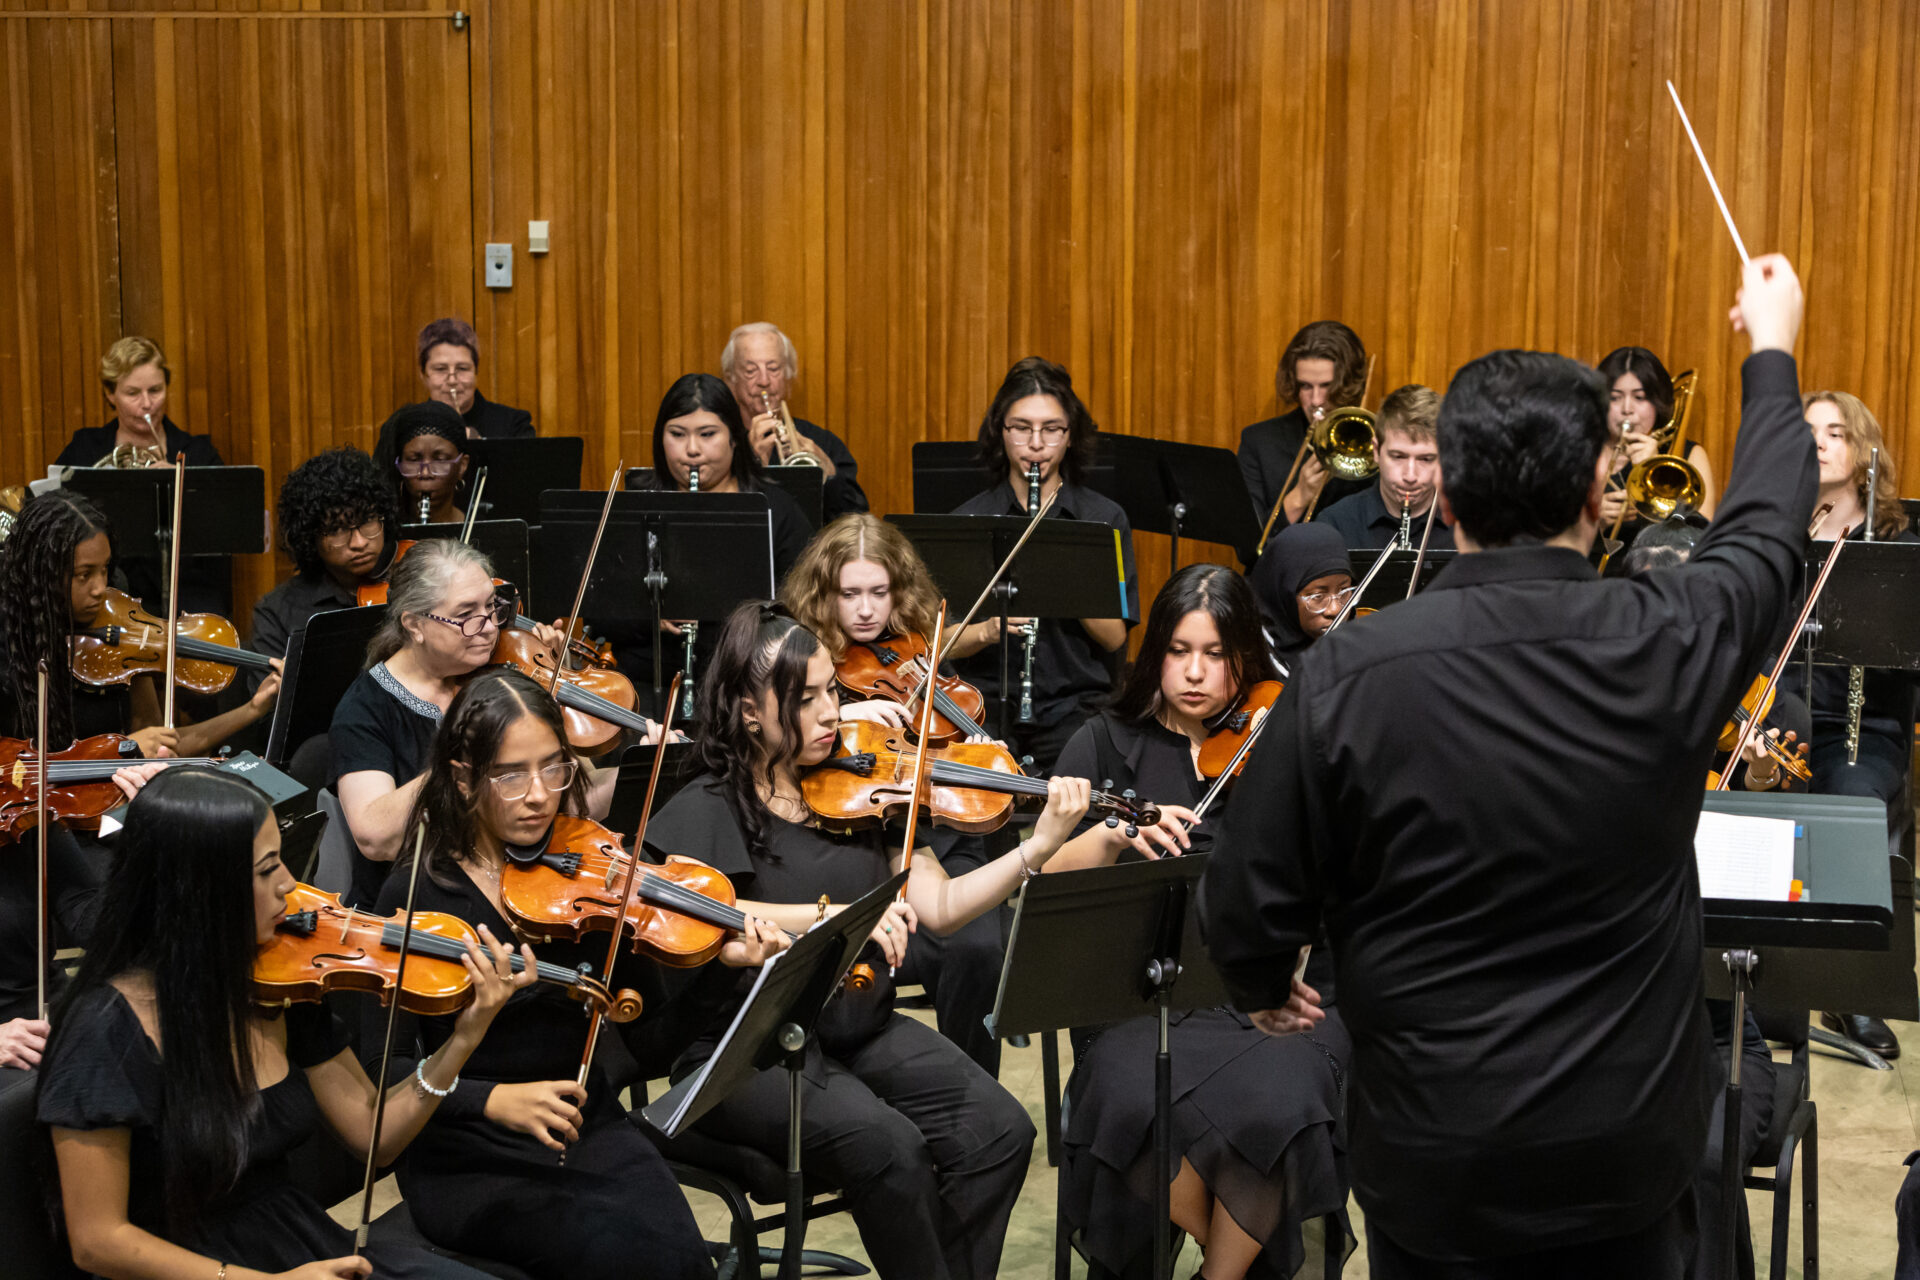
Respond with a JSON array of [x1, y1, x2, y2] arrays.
[[6, 0, 1919, 631]]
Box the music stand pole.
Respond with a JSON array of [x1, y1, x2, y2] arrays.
[[1167, 499, 1186, 576], [1720, 948, 1756, 1277], [644, 531, 666, 716]]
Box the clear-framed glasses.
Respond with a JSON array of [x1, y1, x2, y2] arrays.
[[396, 457, 460, 479], [320, 517, 384, 550], [1300, 585, 1358, 611], [1002, 423, 1069, 444], [423, 594, 513, 637], [487, 760, 577, 802]]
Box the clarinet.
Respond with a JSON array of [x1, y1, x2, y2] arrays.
[[1018, 463, 1041, 725], [418, 493, 431, 524], [681, 465, 700, 721], [1845, 449, 1879, 765], [1397, 499, 1412, 550]]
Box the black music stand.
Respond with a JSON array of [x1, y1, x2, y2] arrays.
[[642, 873, 908, 1280], [461, 437, 584, 527], [1808, 541, 1920, 671], [265, 604, 387, 768], [910, 438, 1119, 514], [887, 513, 1137, 737], [1102, 435, 1259, 571], [1694, 790, 1899, 1275], [604, 742, 703, 835], [533, 491, 775, 715], [758, 468, 826, 531], [399, 518, 532, 593], [64, 466, 268, 612], [987, 856, 1231, 1280], [1345, 548, 1457, 602]]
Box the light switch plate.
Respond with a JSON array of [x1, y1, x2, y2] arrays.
[[528, 220, 550, 254], [484, 243, 513, 288]]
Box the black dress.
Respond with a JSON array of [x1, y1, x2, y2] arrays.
[[369, 860, 716, 1280], [1053, 713, 1353, 1279], [647, 776, 1034, 1280], [37, 985, 485, 1277], [328, 664, 442, 907]]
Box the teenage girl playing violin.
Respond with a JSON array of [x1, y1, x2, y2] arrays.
[[1046, 565, 1355, 1280], [0, 491, 282, 761], [643, 601, 1091, 1280], [369, 669, 782, 1280], [39, 765, 528, 1280]]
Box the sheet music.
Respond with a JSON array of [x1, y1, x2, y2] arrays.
[[653, 950, 785, 1134], [1695, 810, 1795, 902]]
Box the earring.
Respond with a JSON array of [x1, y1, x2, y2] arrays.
[[748, 722, 762, 736]]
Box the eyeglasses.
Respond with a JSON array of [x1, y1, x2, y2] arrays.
[[320, 518, 384, 550], [1002, 424, 1068, 443], [1300, 586, 1358, 611], [487, 760, 577, 802], [396, 457, 461, 478], [423, 595, 514, 637]]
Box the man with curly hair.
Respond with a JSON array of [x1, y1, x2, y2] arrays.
[[248, 447, 397, 681]]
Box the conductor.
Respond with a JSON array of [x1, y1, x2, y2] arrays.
[[1200, 256, 1816, 1278]]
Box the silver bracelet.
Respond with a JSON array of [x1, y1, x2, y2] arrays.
[[414, 1058, 458, 1099], [1014, 840, 1039, 885]]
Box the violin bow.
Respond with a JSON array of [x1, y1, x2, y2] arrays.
[[162, 454, 186, 730], [549, 463, 623, 698], [932, 486, 1060, 669], [575, 671, 683, 1088], [354, 819, 431, 1255], [1326, 543, 1396, 632], [1406, 502, 1439, 601], [1715, 530, 1849, 791], [887, 604, 947, 971], [460, 467, 489, 542], [34, 661, 50, 1021]]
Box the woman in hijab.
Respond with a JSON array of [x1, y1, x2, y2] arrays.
[[1247, 523, 1355, 663]]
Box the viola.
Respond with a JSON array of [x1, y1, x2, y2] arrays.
[[354, 539, 419, 607], [488, 627, 650, 757], [801, 721, 1160, 835], [0, 734, 223, 841], [254, 882, 639, 1020], [836, 634, 990, 744], [500, 814, 774, 968], [70, 588, 277, 695], [1196, 681, 1284, 780], [1715, 674, 1813, 784]]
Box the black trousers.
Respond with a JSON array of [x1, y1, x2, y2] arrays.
[[1366, 1194, 1694, 1280], [696, 1013, 1034, 1280], [1690, 1036, 1776, 1280], [896, 838, 1009, 1076]]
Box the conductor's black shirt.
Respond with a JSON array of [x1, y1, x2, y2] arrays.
[[1201, 351, 1818, 1260]]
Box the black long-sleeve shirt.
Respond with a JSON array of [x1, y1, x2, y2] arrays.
[[1200, 351, 1818, 1260]]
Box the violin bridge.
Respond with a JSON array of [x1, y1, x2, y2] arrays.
[[336, 907, 355, 944]]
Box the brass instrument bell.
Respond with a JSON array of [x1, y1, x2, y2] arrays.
[[1308, 406, 1380, 482], [1623, 369, 1704, 520]]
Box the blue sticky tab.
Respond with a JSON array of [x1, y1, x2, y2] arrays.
[[1795, 824, 1804, 838]]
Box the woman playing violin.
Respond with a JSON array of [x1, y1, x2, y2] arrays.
[[0, 491, 282, 761], [39, 766, 529, 1280], [643, 601, 1090, 1279], [1047, 565, 1355, 1280], [329, 539, 610, 907], [370, 669, 781, 1280]]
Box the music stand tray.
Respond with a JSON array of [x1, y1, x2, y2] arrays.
[[266, 604, 387, 768], [463, 437, 584, 526], [1102, 435, 1259, 569], [911, 438, 1118, 514], [63, 465, 268, 558], [1809, 540, 1920, 671], [399, 518, 531, 594], [756, 468, 825, 531]]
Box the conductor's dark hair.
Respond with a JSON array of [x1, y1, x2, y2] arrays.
[[42, 767, 273, 1232], [975, 357, 1099, 487], [1112, 564, 1276, 725], [697, 600, 821, 863], [0, 490, 111, 747], [405, 668, 590, 890], [276, 447, 396, 577], [1438, 350, 1610, 547], [1596, 346, 1676, 429], [649, 373, 764, 492]]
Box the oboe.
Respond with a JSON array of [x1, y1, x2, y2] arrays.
[[681, 466, 700, 721], [1017, 463, 1041, 725], [1845, 449, 1879, 766]]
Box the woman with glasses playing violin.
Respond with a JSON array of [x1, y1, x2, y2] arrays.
[[1247, 522, 1355, 663], [328, 539, 611, 907], [948, 357, 1139, 776], [362, 669, 783, 1280], [387, 403, 471, 526], [1047, 565, 1354, 1280]]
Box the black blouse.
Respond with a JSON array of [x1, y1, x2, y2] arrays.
[[0, 612, 133, 745], [1055, 712, 1212, 855], [328, 664, 441, 906]]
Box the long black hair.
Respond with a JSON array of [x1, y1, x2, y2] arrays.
[[405, 668, 591, 888], [975, 357, 1099, 486], [1112, 564, 1275, 724], [649, 373, 764, 491], [695, 601, 822, 861], [0, 491, 111, 745], [1596, 346, 1676, 431], [41, 767, 273, 1231]]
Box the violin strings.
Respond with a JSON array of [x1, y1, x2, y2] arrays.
[[545, 850, 751, 932]]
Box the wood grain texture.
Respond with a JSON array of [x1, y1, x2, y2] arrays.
[[5, 0, 1918, 627]]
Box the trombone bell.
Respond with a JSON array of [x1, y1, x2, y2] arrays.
[[1310, 406, 1380, 482], [1625, 454, 1705, 521]]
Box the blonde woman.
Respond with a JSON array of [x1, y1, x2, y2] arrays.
[[1804, 390, 1908, 541], [57, 336, 221, 470]]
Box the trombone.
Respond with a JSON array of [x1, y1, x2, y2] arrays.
[[1255, 406, 1380, 553], [1623, 369, 1705, 521]]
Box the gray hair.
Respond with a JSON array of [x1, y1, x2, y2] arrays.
[[720, 322, 799, 382], [367, 539, 495, 665]]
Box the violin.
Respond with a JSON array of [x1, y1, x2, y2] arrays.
[[801, 721, 1161, 835], [1197, 681, 1284, 779], [836, 634, 990, 744], [254, 882, 640, 1020], [501, 814, 777, 968], [1715, 674, 1813, 784], [489, 626, 648, 757], [354, 539, 419, 608], [70, 588, 277, 695], [0, 734, 223, 841]]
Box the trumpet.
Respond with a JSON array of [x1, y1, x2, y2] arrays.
[[760, 392, 821, 468]]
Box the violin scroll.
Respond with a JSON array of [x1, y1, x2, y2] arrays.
[[1098, 781, 1157, 839]]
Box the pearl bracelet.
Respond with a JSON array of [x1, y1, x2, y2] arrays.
[[414, 1058, 458, 1099]]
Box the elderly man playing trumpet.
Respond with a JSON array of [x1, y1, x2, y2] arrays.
[[721, 321, 869, 520]]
